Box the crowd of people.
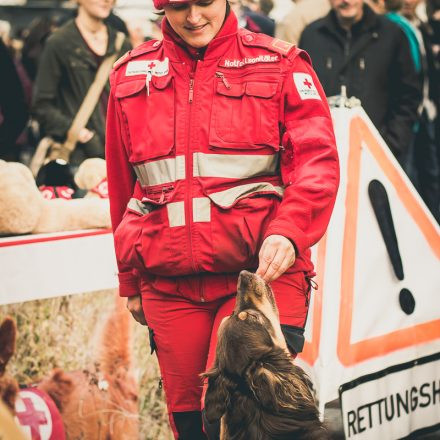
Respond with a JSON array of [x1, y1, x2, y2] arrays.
[[0, 0, 438, 210]]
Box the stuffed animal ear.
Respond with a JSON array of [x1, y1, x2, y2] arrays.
[[203, 369, 232, 423], [0, 317, 17, 375]]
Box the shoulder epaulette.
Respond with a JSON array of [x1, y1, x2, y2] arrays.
[[240, 31, 296, 57], [113, 39, 163, 69]]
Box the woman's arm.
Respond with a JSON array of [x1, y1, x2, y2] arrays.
[[258, 50, 340, 280]]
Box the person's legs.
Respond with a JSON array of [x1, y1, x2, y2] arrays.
[[141, 286, 223, 439], [271, 271, 311, 355], [414, 115, 440, 222], [202, 296, 236, 440]]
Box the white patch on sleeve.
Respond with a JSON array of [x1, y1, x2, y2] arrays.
[[293, 73, 321, 100]]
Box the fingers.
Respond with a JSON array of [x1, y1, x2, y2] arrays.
[[78, 128, 94, 143], [126, 296, 147, 326], [256, 235, 296, 283]]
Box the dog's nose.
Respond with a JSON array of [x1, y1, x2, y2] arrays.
[[238, 270, 253, 290]]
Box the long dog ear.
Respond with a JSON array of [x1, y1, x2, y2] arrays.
[[0, 317, 17, 375], [248, 365, 279, 411], [204, 369, 233, 423]]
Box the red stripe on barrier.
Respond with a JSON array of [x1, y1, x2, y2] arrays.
[[0, 229, 112, 248]]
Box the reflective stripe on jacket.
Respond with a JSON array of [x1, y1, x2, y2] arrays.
[[106, 11, 339, 301]]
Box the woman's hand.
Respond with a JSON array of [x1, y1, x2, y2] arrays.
[[127, 295, 147, 325], [256, 235, 296, 283]]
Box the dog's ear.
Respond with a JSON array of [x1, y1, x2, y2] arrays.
[[203, 369, 233, 423], [0, 317, 17, 375], [38, 369, 74, 412], [248, 364, 280, 411]]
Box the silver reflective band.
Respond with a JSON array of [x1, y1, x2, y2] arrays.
[[208, 182, 284, 208], [167, 201, 185, 227], [193, 152, 279, 179], [193, 197, 211, 222], [134, 155, 185, 187], [127, 198, 153, 215]]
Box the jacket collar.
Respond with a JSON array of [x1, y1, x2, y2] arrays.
[[162, 9, 238, 63], [320, 4, 379, 37]]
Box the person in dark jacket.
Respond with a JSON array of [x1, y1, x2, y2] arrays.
[[299, 0, 422, 166], [0, 38, 28, 161], [32, 0, 131, 166], [400, 0, 440, 221]]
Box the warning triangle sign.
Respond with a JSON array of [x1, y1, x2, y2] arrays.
[[298, 107, 440, 406]]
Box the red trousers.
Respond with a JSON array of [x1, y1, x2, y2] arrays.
[[140, 271, 311, 439]]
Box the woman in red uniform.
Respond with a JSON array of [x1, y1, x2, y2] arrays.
[[106, 0, 339, 437]]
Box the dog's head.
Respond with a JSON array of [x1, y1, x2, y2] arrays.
[[204, 271, 327, 439], [0, 317, 19, 414]]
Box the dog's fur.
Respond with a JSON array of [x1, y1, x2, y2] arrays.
[[203, 270, 328, 440], [0, 294, 139, 439]]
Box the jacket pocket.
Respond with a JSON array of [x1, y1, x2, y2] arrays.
[[114, 197, 174, 275], [206, 183, 283, 272], [209, 76, 279, 150], [115, 75, 175, 162]]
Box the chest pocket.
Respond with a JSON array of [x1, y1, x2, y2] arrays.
[[209, 77, 279, 150], [115, 75, 175, 162]]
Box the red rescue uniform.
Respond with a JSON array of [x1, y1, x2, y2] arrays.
[[106, 10, 339, 438]]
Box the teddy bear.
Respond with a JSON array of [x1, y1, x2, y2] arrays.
[[0, 160, 111, 236], [74, 158, 108, 199]]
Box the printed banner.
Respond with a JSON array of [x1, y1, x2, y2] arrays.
[[340, 353, 440, 439]]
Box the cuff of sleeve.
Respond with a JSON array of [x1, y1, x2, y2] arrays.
[[118, 271, 140, 297], [264, 221, 308, 257]]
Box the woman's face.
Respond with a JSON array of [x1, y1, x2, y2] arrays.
[[77, 0, 114, 20], [163, 0, 227, 48]]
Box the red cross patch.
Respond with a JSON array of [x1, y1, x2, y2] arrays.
[[15, 388, 65, 440], [293, 72, 321, 100]]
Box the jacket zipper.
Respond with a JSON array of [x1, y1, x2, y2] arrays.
[[189, 77, 195, 103], [215, 71, 231, 89], [186, 68, 204, 302]]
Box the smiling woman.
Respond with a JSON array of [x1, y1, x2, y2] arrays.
[[105, 0, 340, 438], [163, 0, 227, 48]]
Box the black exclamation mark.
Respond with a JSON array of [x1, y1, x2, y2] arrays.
[[368, 180, 415, 315]]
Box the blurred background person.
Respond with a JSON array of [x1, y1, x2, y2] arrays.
[[0, 37, 28, 161], [276, 0, 330, 44], [400, 0, 440, 221], [229, 0, 275, 35], [299, 0, 422, 168], [32, 0, 131, 167]]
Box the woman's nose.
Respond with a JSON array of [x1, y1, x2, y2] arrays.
[[187, 6, 202, 24]]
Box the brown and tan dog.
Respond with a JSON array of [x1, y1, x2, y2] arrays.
[[0, 294, 139, 439], [203, 270, 328, 440]]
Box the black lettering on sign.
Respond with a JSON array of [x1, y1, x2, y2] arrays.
[[433, 380, 440, 404], [344, 376, 440, 435], [420, 383, 431, 407], [348, 410, 357, 437]]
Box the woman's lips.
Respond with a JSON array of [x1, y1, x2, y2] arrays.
[[184, 23, 208, 32]]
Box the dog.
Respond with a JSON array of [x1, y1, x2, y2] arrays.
[[0, 294, 139, 439], [203, 270, 328, 440]]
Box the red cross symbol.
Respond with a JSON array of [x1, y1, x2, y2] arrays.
[[303, 78, 313, 89], [148, 61, 156, 70], [16, 397, 48, 440]]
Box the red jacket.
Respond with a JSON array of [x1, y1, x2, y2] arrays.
[[106, 12, 339, 302]]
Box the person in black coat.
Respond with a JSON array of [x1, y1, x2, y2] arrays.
[[0, 39, 28, 161], [299, 0, 422, 166]]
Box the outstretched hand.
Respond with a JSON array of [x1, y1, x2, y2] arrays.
[[127, 295, 147, 326], [256, 234, 296, 283]]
